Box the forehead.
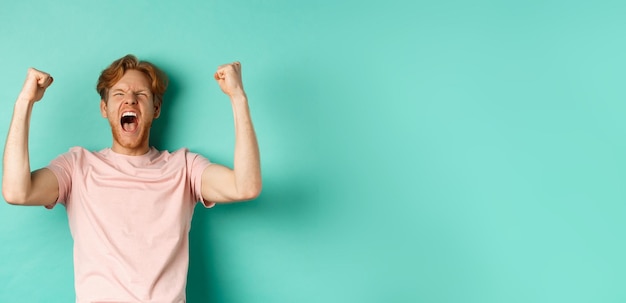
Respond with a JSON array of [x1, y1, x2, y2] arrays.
[[111, 70, 151, 90]]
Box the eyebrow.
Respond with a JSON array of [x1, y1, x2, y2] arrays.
[[110, 88, 150, 93]]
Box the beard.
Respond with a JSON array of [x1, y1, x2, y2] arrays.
[[108, 118, 153, 152]]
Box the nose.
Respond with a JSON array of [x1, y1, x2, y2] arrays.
[[124, 94, 137, 105]]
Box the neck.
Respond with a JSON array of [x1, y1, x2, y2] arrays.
[[110, 143, 151, 156]]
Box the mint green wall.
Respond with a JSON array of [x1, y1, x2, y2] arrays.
[[2, 0, 626, 302]]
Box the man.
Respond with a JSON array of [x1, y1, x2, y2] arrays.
[[2, 55, 262, 302]]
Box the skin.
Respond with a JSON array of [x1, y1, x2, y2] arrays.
[[2, 62, 261, 206], [100, 69, 160, 156]]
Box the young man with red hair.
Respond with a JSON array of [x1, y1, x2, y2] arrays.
[[2, 55, 261, 302]]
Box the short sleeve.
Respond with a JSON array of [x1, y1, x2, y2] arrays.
[[45, 149, 77, 208], [186, 151, 213, 208]]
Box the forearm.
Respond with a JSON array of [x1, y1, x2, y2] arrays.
[[2, 99, 35, 203], [230, 94, 262, 198]]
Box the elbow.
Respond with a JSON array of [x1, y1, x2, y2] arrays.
[[242, 188, 262, 201], [2, 181, 31, 205], [239, 182, 262, 201], [2, 187, 27, 205]]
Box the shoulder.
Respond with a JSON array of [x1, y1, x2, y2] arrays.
[[51, 146, 92, 161], [63, 146, 103, 155], [51, 146, 112, 166], [165, 148, 212, 169], [163, 147, 205, 160], [145, 147, 204, 164], [48, 146, 102, 172]]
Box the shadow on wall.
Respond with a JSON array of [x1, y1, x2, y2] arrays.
[[184, 63, 323, 302], [186, 176, 320, 302], [150, 70, 180, 150], [148, 61, 322, 301]]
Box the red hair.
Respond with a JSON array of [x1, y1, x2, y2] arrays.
[[96, 54, 168, 106]]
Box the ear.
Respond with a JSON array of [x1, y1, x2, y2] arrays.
[[154, 103, 161, 119], [100, 99, 108, 118]]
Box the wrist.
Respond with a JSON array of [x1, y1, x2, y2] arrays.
[[15, 97, 36, 109], [229, 92, 248, 104], [13, 99, 35, 118], [16, 94, 36, 106]]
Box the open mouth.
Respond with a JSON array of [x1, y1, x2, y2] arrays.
[[121, 112, 138, 132]]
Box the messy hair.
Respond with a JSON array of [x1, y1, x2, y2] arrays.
[[96, 54, 168, 106]]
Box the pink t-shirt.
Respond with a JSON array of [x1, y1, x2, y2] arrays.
[[47, 146, 213, 303]]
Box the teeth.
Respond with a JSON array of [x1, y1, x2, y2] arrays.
[[122, 112, 137, 117]]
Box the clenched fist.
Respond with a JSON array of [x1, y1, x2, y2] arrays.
[[214, 62, 245, 98], [18, 68, 54, 103]]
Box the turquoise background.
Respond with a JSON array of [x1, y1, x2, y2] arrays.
[[1, 0, 626, 302]]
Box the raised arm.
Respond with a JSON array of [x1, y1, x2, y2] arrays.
[[2, 68, 59, 206], [201, 62, 262, 203]]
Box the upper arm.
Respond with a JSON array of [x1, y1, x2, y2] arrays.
[[200, 164, 246, 203], [22, 168, 59, 206]]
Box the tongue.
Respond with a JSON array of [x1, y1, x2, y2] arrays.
[[121, 116, 138, 132], [123, 122, 137, 132]]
